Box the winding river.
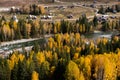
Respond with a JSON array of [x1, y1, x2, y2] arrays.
[[83, 30, 119, 40]]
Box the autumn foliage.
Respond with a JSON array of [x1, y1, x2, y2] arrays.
[[0, 33, 120, 80]]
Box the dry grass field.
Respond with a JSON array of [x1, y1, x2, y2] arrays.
[[0, 0, 119, 7], [0, 0, 119, 21], [50, 6, 95, 19], [0, 0, 38, 7]]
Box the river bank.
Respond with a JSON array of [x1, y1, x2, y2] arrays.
[[0, 34, 53, 57]]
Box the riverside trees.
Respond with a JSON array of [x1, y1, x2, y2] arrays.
[[1, 14, 119, 42], [0, 33, 120, 80]]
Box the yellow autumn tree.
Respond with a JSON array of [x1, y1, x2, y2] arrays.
[[76, 47, 81, 53], [45, 51, 53, 62], [89, 41, 95, 54], [64, 33, 70, 45], [2, 23, 11, 40], [75, 33, 80, 45], [43, 23, 48, 34], [39, 5, 45, 14], [73, 53, 79, 60], [102, 37, 108, 45], [13, 21, 18, 30], [116, 50, 120, 78], [54, 25, 57, 34], [25, 23, 31, 37], [56, 21, 61, 33], [10, 28, 15, 40], [31, 71, 39, 80], [79, 24, 83, 33], [36, 52, 45, 64], [7, 53, 18, 70], [50, 66, 56, 75], [79, 72, 85, 80], [55, 34, 62, 47], [65, 60, 80, 80], [18, 54, 25, 62], [103, 55, 117, 80], [81, 56, 92, 80], [48, 37, 54, 49]]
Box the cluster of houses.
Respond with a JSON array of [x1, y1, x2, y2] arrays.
[[40, 15, 53, 19], [97, 15, 117, 22], [97, 15, 109, 22], [26, 15, 37, 20], [11, 14, 53, 22]]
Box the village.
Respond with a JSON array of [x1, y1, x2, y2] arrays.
[[0, 0, 119, 21]]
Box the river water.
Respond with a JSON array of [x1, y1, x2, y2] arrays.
[[0, 37, 47, 54], [83, 30, 119, 40]]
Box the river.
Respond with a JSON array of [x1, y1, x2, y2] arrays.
[[83, 30, 119, 40], [0, 35, 51, 57]]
